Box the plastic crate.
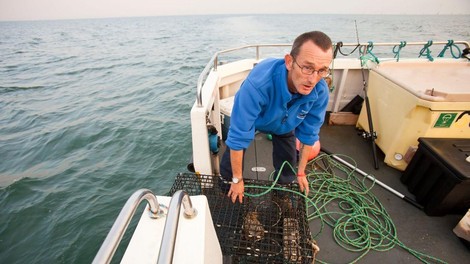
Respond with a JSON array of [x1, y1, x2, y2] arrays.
[[401, 138, 470, 216]]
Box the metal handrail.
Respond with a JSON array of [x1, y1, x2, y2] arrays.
[[157, 190, 198, 264], [92, 189, 163, 264], [195, 41, 469, 107], [196, 44, 291, 107]]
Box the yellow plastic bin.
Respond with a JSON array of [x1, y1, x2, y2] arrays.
[[357, 59, 470, 171]]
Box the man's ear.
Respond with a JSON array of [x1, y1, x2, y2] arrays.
[[285, 54, 293, 71]]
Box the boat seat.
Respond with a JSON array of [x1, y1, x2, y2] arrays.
[[219, 96, 235, 117]]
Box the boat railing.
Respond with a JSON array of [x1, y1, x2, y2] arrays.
[[196, 44, 290, 107], [157, 190, 198, 264], [195, 40, 469, 107], [92, 189, 164, 264], [93, 190, 198, 264]]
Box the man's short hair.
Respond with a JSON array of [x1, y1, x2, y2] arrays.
[[290, 31, 332, 58]]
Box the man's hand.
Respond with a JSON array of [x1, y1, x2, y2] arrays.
[[297, 175, 309, 195], [228, 181, 244, 203], [297, 142, 312, 196], [229, 149, 245, 203]]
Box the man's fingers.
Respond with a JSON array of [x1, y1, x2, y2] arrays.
[[298, 179, 309, 196], [228, 191, 243, 203]]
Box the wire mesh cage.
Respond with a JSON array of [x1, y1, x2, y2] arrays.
[[168, 173, 316, 263]]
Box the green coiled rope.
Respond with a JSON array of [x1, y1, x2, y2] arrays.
[[243, 154, 447, 264], [393, 41, 407, 62], [360, 41, 380, 67], [438, 40, 462, 58], [419, 40, 434, 61]]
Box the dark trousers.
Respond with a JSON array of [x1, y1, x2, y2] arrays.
[[220, 131, 297, 184]]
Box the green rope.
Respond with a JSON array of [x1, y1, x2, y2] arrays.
[[359, 41, 380, 67], [419, 40, 434, 61], [242, 155, 448, 264], [392, 41, 407, 62], [438, 40, 462, 58]]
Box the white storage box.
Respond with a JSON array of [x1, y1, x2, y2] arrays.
[[357, 59, 470, 170]]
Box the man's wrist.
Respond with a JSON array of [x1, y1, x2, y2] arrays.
[[297, 173, 306, 177], [232, 177, 243, 184]]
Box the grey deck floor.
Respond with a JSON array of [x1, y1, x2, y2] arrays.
[[227, 124, 469, 263]]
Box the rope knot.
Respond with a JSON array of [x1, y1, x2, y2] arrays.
[[360, 41, 380, 66], [438, 39, 462, 58], [393, 41, 407, 62], [419, 40, 434, 61]]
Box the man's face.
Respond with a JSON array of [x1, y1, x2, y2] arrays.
[[285, 41, 333, 95]]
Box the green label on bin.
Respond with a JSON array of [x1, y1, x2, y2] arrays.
[[434, 113, 457, 128]]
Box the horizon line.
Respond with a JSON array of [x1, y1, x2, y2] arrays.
[[1, 12, 468, 23]]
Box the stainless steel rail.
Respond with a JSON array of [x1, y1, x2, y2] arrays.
[[157, 190, 198, 264], [195, 41, 469, 107], [92, 189, 163, 264], [196, 44, 291, 107]]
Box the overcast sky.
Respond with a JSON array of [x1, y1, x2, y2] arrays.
[[1, 0, 469, 21]]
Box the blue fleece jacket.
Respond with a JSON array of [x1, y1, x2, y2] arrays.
[[226, 58, 329, 151]]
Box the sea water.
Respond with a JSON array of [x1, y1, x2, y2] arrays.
[[0, 14, 469, 263]]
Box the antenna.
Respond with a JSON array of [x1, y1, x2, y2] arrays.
[[355, 20, 379, 170]]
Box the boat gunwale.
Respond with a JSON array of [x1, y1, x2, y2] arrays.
[[196, 41, 470, 107]]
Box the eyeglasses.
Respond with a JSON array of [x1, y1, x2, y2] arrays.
[[293, 59, 330, 77]]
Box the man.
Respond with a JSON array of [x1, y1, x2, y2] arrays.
[[221, 31, 333, 203]]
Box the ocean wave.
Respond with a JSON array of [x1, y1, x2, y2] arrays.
[[0, 85, 46, 93], [1, 14, 469, 264]]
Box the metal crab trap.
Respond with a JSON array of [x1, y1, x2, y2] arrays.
[[168, 173, 316, 263]]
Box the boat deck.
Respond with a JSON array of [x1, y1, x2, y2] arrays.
[[223, 123, 469, 263]]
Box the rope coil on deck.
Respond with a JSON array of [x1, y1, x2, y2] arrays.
[[243, 155, 448, 264]]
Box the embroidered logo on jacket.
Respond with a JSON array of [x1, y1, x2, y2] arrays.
[[297, 110, 308, 119]]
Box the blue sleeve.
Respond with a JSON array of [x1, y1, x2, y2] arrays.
[[225, 79, 267, 150], [295, 81, 329, 145]]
